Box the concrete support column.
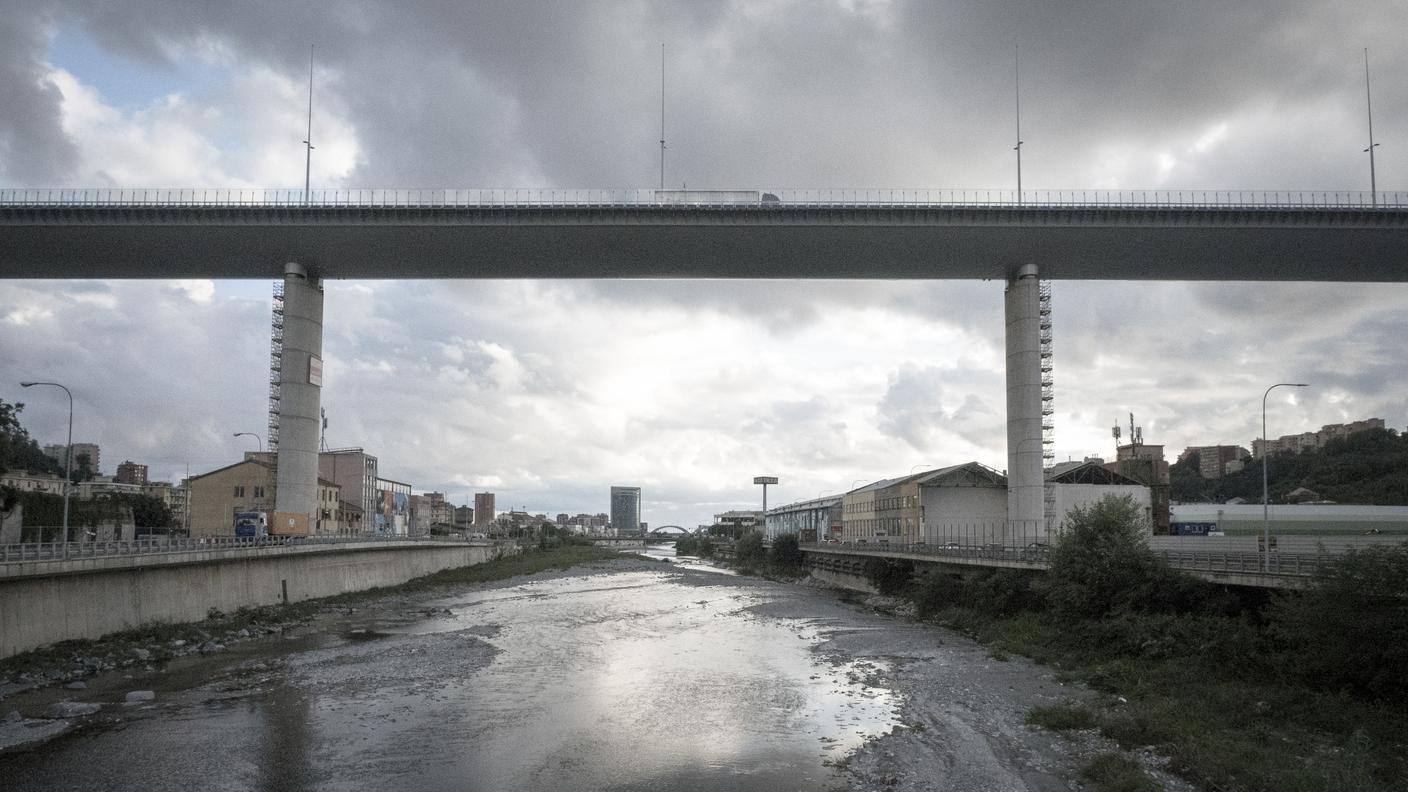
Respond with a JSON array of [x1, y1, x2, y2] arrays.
[[1005, 264, 1044, 535], [274, 262, 323, 524]]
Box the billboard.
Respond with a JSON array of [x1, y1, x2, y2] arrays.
[[375, 488, 409, 535]]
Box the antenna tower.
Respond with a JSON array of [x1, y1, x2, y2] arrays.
[[267, 282, 285, 451]]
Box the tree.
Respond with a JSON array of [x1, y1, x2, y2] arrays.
[[734, 530, 766, 569], [0, 399, 63, 477], [112, 493, 173, 528], [767, 533, 803, 573], [1047, 495, 1208, 618], [70, 452, 95, 484]]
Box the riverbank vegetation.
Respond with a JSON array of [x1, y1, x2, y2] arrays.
[[873, 496, 1408, 791], [727, 531, 806, 579]]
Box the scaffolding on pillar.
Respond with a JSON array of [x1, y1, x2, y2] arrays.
[[1038, 279, 1054, 461], [267, 281, 284, 452], [1039, 278, 1056, 531]]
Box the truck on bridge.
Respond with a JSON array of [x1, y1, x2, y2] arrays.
[[233, 511, 268, 538], [233, 510, 310, 538]]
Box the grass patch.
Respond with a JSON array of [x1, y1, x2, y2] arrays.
[[1026, 703, 1099, 731], [1081, 754, 1159, 792]]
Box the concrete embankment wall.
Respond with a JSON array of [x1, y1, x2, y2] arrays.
[[0, 542, 509, 659], [807, 567, 877, 594]]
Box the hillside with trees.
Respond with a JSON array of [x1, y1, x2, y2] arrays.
[[1172, 428, 1408, 505]]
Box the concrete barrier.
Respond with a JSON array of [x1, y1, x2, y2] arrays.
[[0, 541, 511, 659]]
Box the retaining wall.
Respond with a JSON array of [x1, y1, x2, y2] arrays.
[[0, 541, 508, 659]]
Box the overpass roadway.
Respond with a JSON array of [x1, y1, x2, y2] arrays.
[[803, 542, 1318, 590], [2, 188, 1407, 281]]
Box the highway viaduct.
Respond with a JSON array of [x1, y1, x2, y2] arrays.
[[3, 187, 1407, 539]]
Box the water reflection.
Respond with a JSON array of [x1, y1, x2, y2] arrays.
[[0, 565, 899, 792]]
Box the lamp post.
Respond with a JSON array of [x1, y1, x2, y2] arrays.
[[20, 381, 73, 543], [233, 432, 263, 454], [1261, 383, 1308, 571]]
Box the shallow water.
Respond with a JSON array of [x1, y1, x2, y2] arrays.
[[1, 560, 899, 791]]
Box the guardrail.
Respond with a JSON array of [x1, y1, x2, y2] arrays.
[[0, 534, 492, 564], [804, 541, 1327, 578], [2, 188, 1405, 209]]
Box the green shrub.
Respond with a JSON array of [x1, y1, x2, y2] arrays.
[[909, 568, 1044, 619], [863, 557, 914, 594], [1027, 703, 1098, 731], [1272, 542, 1408, 703], [734, 530, 767, 570], [910, 571, 966, 617], [767, 533, 803, 573], [1081, 753, 1159, 792], [1048, 495, 1217, 618]]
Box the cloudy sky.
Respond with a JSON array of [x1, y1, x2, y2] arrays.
[[2, 0, 1406, 528]]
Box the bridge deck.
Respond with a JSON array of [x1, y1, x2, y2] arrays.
[[802, 542, 1319, 589], [3, 189, 1406, 280]]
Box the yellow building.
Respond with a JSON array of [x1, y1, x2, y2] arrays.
[[187, 459, 341, 537]]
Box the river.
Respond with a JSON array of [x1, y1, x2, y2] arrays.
[[0, 547, 1153, 791]]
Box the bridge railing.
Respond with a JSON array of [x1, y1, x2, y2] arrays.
[[2, 188, 1405, 209], [0, 533, 490, 565], [804, 541, 1326, 578]]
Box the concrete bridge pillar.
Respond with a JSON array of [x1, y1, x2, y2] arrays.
[[1004, 264, 1044, 535], [274, 262, 323, 524]]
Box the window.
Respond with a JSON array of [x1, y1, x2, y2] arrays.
[[253, 486, 265, 499], [234, 485, 245, 498]]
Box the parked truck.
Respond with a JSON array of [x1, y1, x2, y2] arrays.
[[233, 510, 310, 538], [233, 510, 268, 538]]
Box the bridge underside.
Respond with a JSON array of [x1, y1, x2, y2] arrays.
[[3, 205, 1406, 280]]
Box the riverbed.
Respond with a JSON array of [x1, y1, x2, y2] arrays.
[[0, 549, 1174, 791]]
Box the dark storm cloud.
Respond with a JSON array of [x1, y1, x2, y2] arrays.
[[7, 0, 1405, 190]]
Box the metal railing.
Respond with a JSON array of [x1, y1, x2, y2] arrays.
[[804, 541, 1326, 578], [0, 533, 491, 564], [2, 188, 1405, 209]]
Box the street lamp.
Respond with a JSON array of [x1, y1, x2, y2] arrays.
[[233, 432, 263, 454], [1262, 383, 1308, 571], [20, 381, 73, 543]]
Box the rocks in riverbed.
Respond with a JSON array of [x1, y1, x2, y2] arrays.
[[197, 641, 226, 655], [124, 690, 155, 704], [63, 681, 87, 690], [44, 701, 100, 719], [130, 647, 152, 662]]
